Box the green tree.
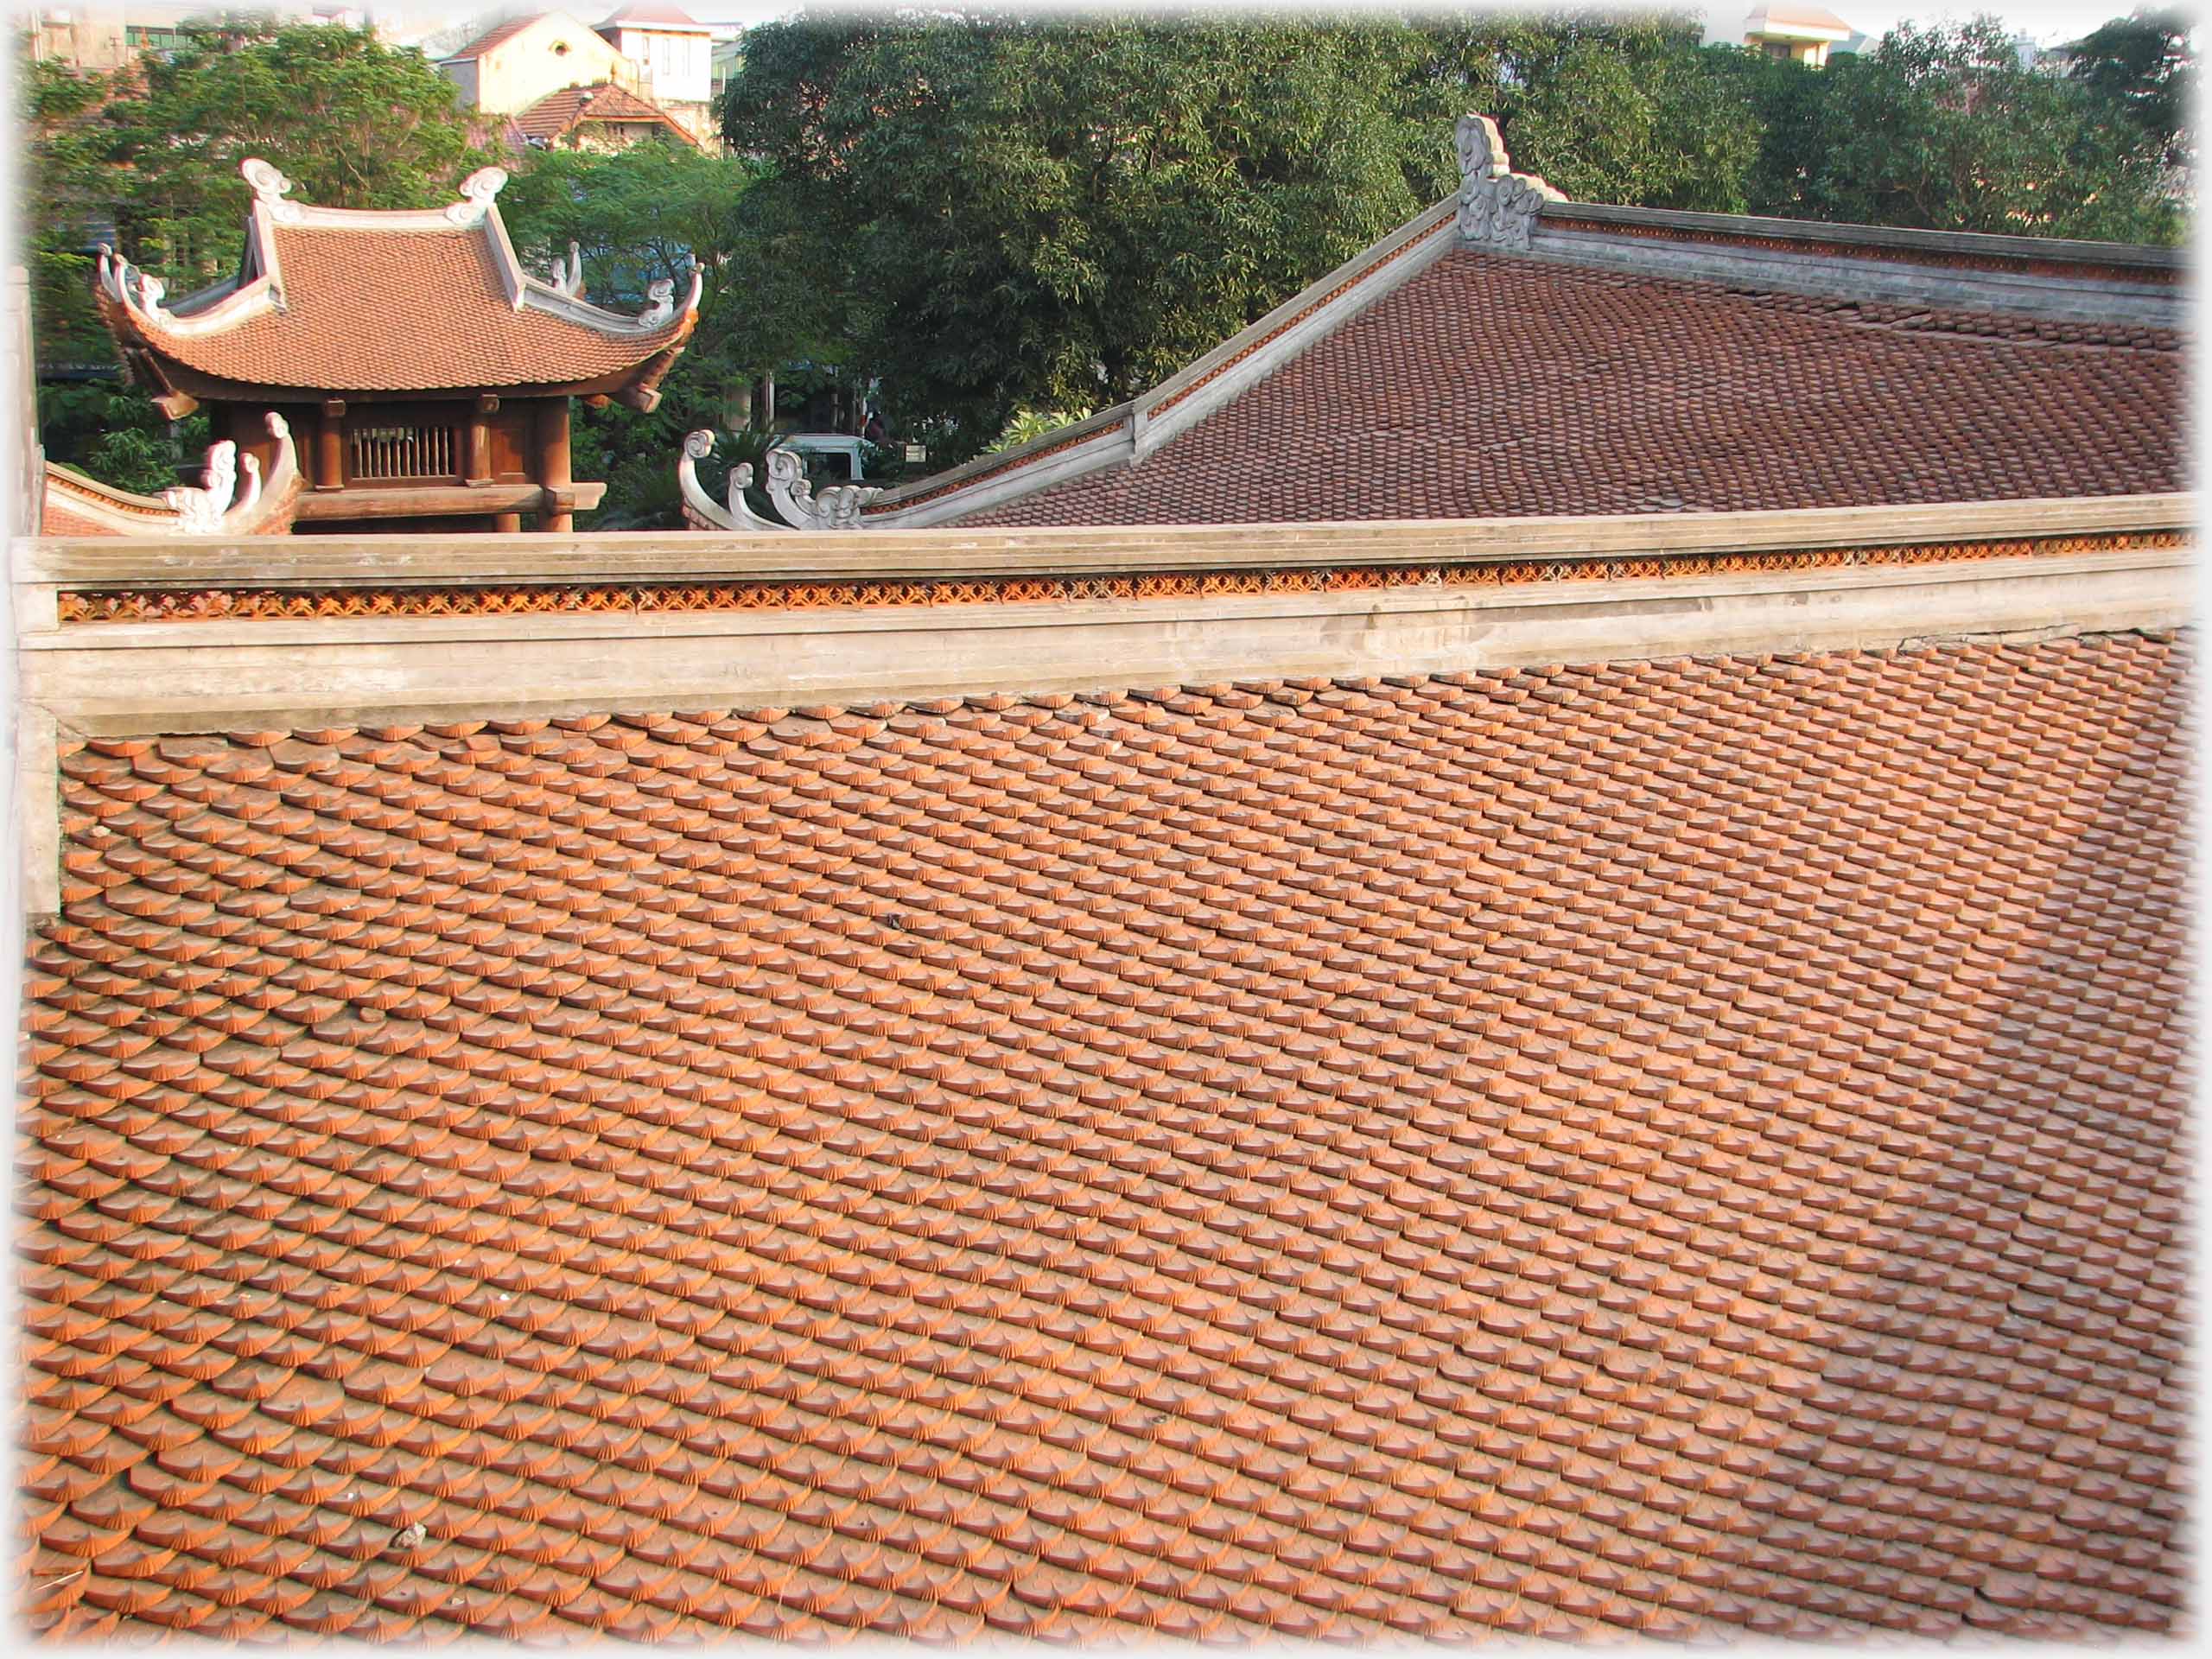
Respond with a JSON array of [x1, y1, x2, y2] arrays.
[[2067, 9, 2193, 168], [499, 140, 779, 527], [1707, 46, 1853, 219], [23, 57, 117, 370], [1396, 8, 1757, 209], [724, 10, 1465, 464], [1501, 37, 1758, 211], [1800, 18, 2183, 243], [721, 8, 1779, 463], [88, 22, 485, 282]]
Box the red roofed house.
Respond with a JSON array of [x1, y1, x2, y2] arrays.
[[681, 115, 2179, 534], [13, 109, 2190, 1643], [92, 156, 700, 534], [509, 79, 704, 152]]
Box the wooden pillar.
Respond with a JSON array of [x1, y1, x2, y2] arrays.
[[467, 394, 497, 486], [492, 512, 523, 533], [316, 398, 345, 492], [535, 397, 573, 532]]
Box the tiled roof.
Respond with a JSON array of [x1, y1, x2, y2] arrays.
[[515, 81, 698, 145], [22, 632, 2185, 1641], [955, 251, 2183, 527], [103, 216, 694, 395], [440, 13, 548, 60], [37, 466, 173, 537]]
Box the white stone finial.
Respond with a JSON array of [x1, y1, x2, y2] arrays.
[[639, 277, 677, 328], [135, 270, 168, 321], [231, 453, 263, 521], [241, 157, 304, 223], [446, 166, 510, 226]]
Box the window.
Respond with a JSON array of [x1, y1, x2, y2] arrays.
[[350, 421, 459, 482]]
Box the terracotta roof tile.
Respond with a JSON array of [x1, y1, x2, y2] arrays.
[[18, 632, 2186, 1640], [957, 251, 2183, 525]]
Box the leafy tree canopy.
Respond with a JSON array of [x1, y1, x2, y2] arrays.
[[1789, 17, 2183, 242], [2066, 7, 2193, 167], [73, 23, 484, 281], [724, 9, 1469, 463], [497, 141, 780, 527]]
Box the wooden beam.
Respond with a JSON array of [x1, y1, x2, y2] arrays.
[[287, 481, 605, 523]]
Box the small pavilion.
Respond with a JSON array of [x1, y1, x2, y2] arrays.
[[93, 158, 698, 533]]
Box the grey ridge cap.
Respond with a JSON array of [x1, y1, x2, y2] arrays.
[[1542, 199, 2187, 270]]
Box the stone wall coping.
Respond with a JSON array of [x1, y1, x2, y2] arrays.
[[17, 492, 2191, 594]]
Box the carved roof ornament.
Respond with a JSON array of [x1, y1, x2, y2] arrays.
[[763, 446, 884, 531], [550, 241, 585, 299], [446, 166, 511, 226], [1456, 113, 1565, 252], [241, 157, 304, 224], [638, 277, 677, 327], [677, 430, 797, 532], [150, 414, 292, 533]]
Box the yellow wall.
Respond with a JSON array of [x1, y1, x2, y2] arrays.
[[452, 14, 645, 115]]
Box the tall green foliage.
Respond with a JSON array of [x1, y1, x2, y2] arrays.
[[1782, 20, 2183, 242], [498, 142, 769, 527], [69, 24, 484, 283], [1414, 10, 1758, 210], [724, 10, 1466, 463], [2066, 8, 2193, 168]]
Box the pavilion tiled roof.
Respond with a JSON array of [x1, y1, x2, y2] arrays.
[[955, 252, 2183, 528], [21, 631, 2185, 1642], [99, 215, 696, 396]]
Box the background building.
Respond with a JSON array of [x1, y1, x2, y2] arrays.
[[594, 0, 718, 146]]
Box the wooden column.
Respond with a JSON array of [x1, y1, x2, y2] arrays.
[[535, 398, 573, 532], [467, 394, 497, 486], [315, 399, 345, 492], [492, 512, 523, 532]]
